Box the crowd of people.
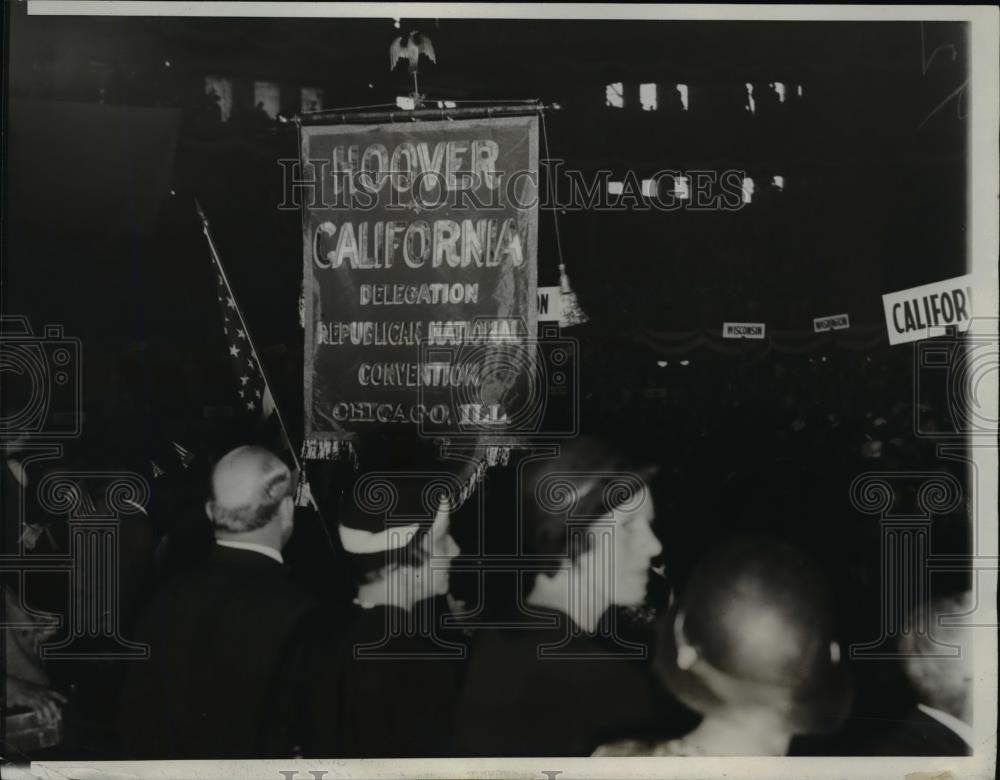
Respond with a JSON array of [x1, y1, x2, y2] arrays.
[[1, 348, 975, 760]]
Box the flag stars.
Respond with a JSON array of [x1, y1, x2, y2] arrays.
[[213, 252, 272, 423]]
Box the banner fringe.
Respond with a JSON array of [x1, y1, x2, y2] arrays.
[[294, 470, 315, 509], [301, 438, 359, 466], [454, 445, 511, 507]]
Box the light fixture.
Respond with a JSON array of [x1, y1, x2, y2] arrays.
[[676, 84, 689, 111], [605, 82, 625, 109], [674, 175, 690, 200], [639, 83, 658, 111]]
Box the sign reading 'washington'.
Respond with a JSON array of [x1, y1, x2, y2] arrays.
[[813, 313, 850, 332]]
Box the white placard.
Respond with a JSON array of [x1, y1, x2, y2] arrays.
[[813, 313, 851, 332], [722, 322, 766, 339], [537, 285, 561, 322], [882, 274, 974, 345]]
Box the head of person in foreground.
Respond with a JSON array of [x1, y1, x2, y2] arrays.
[[205, 445, 296, 552], [652, 536, 852, 756]]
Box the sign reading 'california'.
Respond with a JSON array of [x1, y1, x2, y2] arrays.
[[882, 275, 973, 345]]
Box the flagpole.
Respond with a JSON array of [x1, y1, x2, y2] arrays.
[[194, 198, 301, 474]]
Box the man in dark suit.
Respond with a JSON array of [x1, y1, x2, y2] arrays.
[[117, 445, 318, 759], [853, 591, 974, 756]]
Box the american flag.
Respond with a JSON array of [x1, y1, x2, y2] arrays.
[[210, 246, 275, 421], [197, 200, 323, 513], [197, 200, 286, 450]]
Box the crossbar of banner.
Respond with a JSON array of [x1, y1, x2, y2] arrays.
[[293, 101, 548, 126]]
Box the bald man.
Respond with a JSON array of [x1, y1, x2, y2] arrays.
[[118, 446, 319, 759], [208, 445, 297, 560]]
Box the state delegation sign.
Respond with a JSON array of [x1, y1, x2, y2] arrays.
[[537, 285, 562, 323], [882, 275, 974, 345], [722, 322, 766, 339], [300, 116, 539, 440], [813, 313, 850, 332]]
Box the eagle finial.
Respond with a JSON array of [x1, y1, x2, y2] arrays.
[[389, 30, 436, 74], [389, 30, 436, 108]]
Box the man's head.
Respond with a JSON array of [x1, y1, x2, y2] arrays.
[[205, 446, 295, 548], [522, 437, 662, 609]]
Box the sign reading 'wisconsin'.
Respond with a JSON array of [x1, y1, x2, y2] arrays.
[[300, 116, 539, 442]]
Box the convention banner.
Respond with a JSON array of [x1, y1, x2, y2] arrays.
[[300, 116, 539, 447]]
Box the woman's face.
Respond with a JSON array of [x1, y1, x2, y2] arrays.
[[611, 484, 663, 607]]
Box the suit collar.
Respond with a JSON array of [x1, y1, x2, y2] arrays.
[[917, 703, 973, 747], [215, 539, 284, 565]]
